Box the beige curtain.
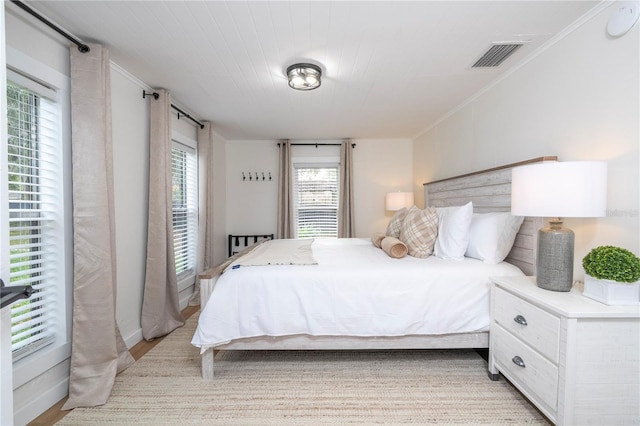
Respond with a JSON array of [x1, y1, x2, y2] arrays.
[[188, 122, 215, 306], [276, 139, 294, 239], [338, 140, 355, 238], [141, 89, 185, 340], [63, 43, 134, 410]]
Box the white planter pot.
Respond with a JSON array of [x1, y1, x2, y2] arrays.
[[583, 274, 640, 306]]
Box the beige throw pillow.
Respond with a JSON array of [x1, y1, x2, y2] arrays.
[[399, 206, 439, 258], [371, 232, 386, 248], [380, 236, 408, 258], [386, 207, 409, 238]]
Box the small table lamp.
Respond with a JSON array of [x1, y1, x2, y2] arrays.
[[385, 191, 414, 211], [511, 161, 607, 291]]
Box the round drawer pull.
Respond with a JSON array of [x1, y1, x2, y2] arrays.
[[513, 315, 528, 326], [512, 356, 526, 368]]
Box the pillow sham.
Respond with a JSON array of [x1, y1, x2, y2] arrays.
[[399, 206, 438, 258], [380, 236, 408, 258], [465, 212, 524, 264], [434, 201, 473, 261], [386, 207, 409, 238], [371, 232, 386, 248]]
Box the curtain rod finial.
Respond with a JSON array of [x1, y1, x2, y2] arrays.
[[142, 90, 159, 100], [78, 44, 90, 53]]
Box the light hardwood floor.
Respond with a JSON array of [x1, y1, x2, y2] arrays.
[[28, 304, 200, 425]]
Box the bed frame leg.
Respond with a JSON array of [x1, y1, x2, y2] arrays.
[[487, 356, 500, 381], [202, 348, 215, 380]]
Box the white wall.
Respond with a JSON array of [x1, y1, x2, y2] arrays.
[[225, 139, 413, 244], [111, 66, 150, 347], [4, 6, 69, 77], [210, 129, 228, 267], [226, 141, 279, 238], [413, 3, 639, 280], [353, 139, 414, 235]]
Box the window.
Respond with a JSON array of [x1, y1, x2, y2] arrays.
[[7, 77, 64, 362], [171, 139, 197, 287], [293, 165, 339, 238]]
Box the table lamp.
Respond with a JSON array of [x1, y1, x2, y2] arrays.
[[511, 161, 607, 291], [385, 192, 414, 211]]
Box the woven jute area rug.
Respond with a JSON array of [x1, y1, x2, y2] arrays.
[[58, 313, 549, 425]]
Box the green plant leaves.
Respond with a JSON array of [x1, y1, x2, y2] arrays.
[[583, 246, 640, 283]]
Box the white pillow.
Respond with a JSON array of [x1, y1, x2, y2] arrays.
[[465, 212, 524, 264], [434, 202, 473, 261]]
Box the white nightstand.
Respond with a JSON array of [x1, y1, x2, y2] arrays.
[[488, 276, 640, 425]]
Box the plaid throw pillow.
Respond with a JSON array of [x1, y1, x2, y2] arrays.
[[385, 207, 409, 238], [399, 206, 439, 258]]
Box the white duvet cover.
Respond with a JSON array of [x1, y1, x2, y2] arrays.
[[191, 238, 524, 351]]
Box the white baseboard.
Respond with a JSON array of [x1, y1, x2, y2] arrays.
[[179, 285, 195, 311], [14, 377, 68, 426], [122, 288, 194, 350], [123, 328, 143, 350]]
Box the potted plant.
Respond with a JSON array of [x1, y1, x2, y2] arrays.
[[582, 245, 640, 305]]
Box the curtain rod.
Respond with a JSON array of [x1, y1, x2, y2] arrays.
[[278, 142, 356, 148], [143, 91, 205, 129], [10, 0, 90, 53]]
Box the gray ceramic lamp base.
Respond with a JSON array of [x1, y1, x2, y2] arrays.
[[536, 221, 574, 292]]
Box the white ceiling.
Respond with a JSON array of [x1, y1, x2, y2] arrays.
[[24, 1, 599, 140]]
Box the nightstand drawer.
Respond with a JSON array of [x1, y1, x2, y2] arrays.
[[494, 287, 560, 363], [493, 323, 559, 414]]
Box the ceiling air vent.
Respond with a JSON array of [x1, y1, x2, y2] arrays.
[[472, 43, 523, 68]]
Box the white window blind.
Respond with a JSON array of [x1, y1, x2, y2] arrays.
[[7, 79, 63, 361], [293, 165, 339, 238], [171, 142, 197, 279]]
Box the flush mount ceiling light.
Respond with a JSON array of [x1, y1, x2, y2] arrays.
[[286, 63, 322, 91]]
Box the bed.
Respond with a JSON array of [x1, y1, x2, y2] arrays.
[[192, 157, 555, 379]]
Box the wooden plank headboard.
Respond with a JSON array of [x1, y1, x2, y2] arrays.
[[423, 156, 557, 276]]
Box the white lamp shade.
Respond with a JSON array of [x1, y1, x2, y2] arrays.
[[385, 192, 414, 211], [511, 161, 607, 217]]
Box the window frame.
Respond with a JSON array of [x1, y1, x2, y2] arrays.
[[292, 156, 340, 239], [5, 50, 73, 389], [7, 78, 62, 362], [171, 132, 198, 293]]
